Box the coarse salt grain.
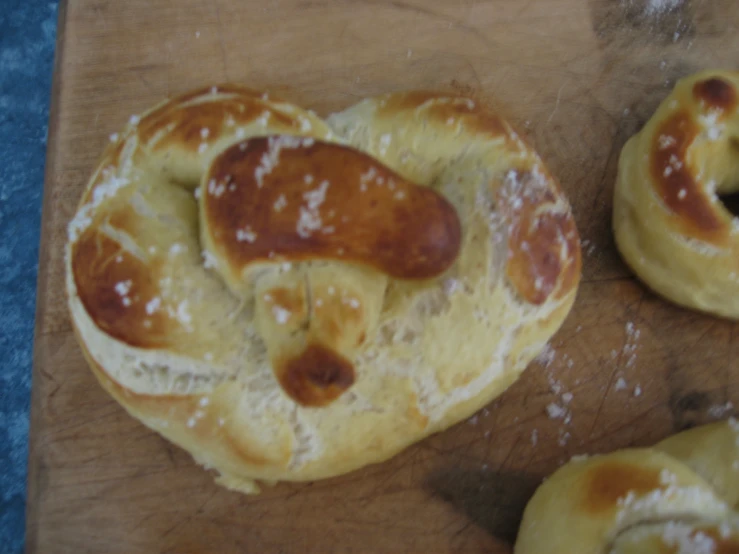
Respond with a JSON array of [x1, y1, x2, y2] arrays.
[[644, 0, 682, 15], [272, 305, 291, 324], [658, 134, 677, 149], [378, 134, 391, 155], [274, 194, 287, 212], [660, 469, 677, 485], [443, 278, 461, 296], [546, 403, 566, 419], [145, 297, 161, 315], [535, 344, 556, 368], [236, 227, 257, 242], [67, 176, 131, 242], [115, 280, 132, 296], [202, 250, 218, 269], [661, 521, 716, 554], [707, 402, 734, 418], [176, 300, 192, 325], [700, 112, 724, 142], [558, 430, 571, 446], [256, 111, 271, 127], [207, 179, 226, 198], [297, 180, 330, 238], [254, 135, 307, 188]]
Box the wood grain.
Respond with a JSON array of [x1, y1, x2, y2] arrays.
[[26, 0, 739, 552]]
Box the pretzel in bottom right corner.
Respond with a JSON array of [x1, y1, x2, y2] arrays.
[[515, 420, 739, 553]]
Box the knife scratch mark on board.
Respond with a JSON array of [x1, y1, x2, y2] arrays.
[[547, 83, 566, 124]]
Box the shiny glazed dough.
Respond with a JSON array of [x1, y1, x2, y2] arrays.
[[66, 85, 581, 493]]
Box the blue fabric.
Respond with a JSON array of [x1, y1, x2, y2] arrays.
[[0, 1, 58, 552]]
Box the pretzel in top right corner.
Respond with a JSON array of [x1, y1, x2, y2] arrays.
[[614, 70, 739, 319]]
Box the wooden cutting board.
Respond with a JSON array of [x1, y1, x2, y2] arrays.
[[26, 0, 739, 552]]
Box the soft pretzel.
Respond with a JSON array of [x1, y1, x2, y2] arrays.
[[65, 85, 581, 492], [515, 420, 739, 554], [614, 70, 739, 319]]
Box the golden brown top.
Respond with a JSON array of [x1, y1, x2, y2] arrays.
[[582, 459, 663, 514], [68, 84, 580, 413], [202, 136, 461, 282], [644, 72, 739, 246], [693, 77, 737, 113]]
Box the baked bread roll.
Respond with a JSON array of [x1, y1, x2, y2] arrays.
[[614, 70, 739, 319], [65, 85, 581, 493], [515, 419, 739, 553]]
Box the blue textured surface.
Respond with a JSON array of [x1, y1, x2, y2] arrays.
[[0, 1, 58, 552]]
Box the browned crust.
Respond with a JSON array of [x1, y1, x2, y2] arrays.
[[137, 85, 298, 154], [650, 111, 728, 244], [693, 77, 737, 114], [497, 170, 581, 305], [581, 460, 663, 513], [368, 91, 581, 305], [204, 137, 462, 280], [71, 228, 171, 348], [276, 343, 356, 407]]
